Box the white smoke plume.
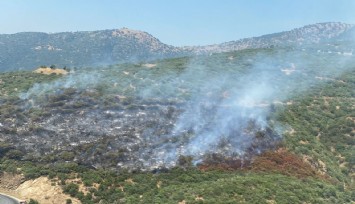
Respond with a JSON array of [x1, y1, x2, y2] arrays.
[[135, 45, 355, 167], [17, 41, 355, 169]]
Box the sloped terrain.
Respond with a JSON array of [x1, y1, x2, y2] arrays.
[[15, 176, 80, 204], [0, 28, 187, 71], [0, 22, 353, 72], [185, 22, 354, 54], [0, 40, 354, 203]]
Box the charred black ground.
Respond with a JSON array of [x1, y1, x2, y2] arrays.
[[1, 44, 354, 172], [1, 90, 281, 170], [0, 43, 354, 203]]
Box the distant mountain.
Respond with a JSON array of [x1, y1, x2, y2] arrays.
[[0, 28, 187, 71], [185, 22, 354, 54], [0, 22, 353, 71]]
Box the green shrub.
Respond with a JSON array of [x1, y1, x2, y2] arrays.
[[29, 199, 39, 204], [63, 183, 79, 197]]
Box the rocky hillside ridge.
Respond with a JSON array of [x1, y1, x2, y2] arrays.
[[0, 22, 353, 71], [0, 27, 187, 71], [184, 22, 354, 54]]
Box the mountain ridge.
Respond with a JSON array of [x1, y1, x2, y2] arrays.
[[185, 22, 354, 54], [0, 22, 353, 71], [0, 27, 188, 71]]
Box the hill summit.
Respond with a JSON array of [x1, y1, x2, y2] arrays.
[[0, 27, 186, 71], [0, 22, 353, 71]]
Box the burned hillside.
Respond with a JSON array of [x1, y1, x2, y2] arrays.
[[1, 45, 354, 172]]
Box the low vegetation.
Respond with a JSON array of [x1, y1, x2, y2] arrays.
[[0, 46, 354, 203]]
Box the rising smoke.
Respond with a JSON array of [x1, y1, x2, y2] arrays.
[[134, 46, 355, 167], [18, 42, 355, 169]]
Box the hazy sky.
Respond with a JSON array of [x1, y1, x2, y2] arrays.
[[0, 0, 354, 46]]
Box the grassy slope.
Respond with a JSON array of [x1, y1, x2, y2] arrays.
[[0, 49, 354, 203]]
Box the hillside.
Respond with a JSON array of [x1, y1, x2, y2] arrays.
[[0, 32, 354, 203], [0, 28, 187, 71], [185, 22, 354, 54], [0, 22, 354, 72]]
